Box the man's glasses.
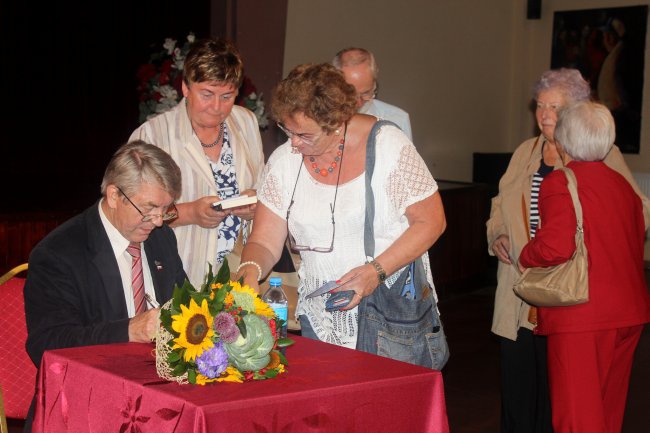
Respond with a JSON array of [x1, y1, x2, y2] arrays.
[[357, 82, 378, 103], [116, 186, 178, 222], [277, 122, 323, 146]]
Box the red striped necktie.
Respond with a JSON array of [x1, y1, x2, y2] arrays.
[[127, 242, 147, 314]]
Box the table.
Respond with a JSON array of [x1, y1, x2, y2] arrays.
[[430, 180, 491, 299], [32, 336, 449, 433]]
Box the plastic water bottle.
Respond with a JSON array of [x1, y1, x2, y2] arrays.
[[262, 277, 288, 339]]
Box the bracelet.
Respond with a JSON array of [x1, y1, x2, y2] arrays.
[[236, 261, 263, 282], [369, 259, 387, 283]]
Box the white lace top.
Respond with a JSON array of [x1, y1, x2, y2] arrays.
[[258, 124, 439, 348]]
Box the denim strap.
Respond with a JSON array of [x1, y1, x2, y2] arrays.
[[364, 120, 399, 258]]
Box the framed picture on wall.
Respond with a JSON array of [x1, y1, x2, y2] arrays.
[[551, 5, 648, 154]]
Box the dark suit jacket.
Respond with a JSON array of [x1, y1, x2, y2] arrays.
[[24, 202, 188, 367]]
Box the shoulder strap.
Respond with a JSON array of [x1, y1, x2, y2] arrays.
[[558, 167, 583, 228], [364, 120, 399, 258], [521, 195, 531, 241], [529, 134, 544, 157]]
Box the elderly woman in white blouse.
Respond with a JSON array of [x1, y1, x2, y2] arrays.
[[236, 63, 446, 348]]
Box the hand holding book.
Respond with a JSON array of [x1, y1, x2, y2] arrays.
[[212, 195, 258, 211]]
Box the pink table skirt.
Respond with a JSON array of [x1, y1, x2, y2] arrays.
[[33, 336, 449, 433]]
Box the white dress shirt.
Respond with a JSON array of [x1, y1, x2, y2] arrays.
[[360, 99, 413, 140], [98, 201, 157, 317]]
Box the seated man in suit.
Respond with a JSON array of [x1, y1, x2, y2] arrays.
[[25, 140, 188, 366], [333, 47, 413, 140]]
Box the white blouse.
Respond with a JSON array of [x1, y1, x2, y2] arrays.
[[259, 124, 439, 348], [129, 102, 265, 287]]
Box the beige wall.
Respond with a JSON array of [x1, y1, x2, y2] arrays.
[[284, 0, 650, 181]]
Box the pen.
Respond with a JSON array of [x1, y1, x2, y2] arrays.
[[145, 293, 160, 308]]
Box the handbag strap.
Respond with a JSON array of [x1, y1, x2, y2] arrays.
[[557, 167, 583, 230], [364, 120, 399, 258]]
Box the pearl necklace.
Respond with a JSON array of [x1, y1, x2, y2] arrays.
[[309, 127, 346, 177], [198, 122, 225, 148]]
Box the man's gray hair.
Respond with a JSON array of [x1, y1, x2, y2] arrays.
[[332, 47, 379, 80], [101, 140, 182, 199]]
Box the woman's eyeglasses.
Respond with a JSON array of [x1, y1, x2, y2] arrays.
[[285, 122, 347, 253], [287, 200, 335, 253], [116, 186, 178, 222], [277, 122, 323, 146]]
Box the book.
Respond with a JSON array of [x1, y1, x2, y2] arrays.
[[211, 195, 257, 211]]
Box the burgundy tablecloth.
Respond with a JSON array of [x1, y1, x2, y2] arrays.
[[32, 336, 449, 433]]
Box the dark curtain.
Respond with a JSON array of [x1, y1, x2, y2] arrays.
[[0, 0, 210, 211]]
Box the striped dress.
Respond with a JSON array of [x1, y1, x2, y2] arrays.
[[529, 152, 554, 238]]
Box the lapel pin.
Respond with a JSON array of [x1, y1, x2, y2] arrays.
[[154, 260, 163, 270]]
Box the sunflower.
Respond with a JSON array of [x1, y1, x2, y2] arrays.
[[195, 373, 219, 385], [216, 366, 245, 383], [229, 281, 275, 317], [171, 298, 215, 362]]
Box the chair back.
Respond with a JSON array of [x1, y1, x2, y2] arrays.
[[0, 266, 36, 420], [0, 387, 9, 433]]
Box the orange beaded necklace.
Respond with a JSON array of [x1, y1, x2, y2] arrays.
[[308, 123, 347, 177]]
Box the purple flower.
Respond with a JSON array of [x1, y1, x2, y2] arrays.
[[214, 312, 240, 343], [196, 341, 229, 378]]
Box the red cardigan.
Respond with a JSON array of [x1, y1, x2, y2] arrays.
[[519, 161, 650, 335]]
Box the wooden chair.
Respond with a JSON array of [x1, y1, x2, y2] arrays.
[[0, 264, 36, 423], [1, 387, 9, 433], [0, 263, 27, 285]]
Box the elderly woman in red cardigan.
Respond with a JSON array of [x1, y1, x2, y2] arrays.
[[518, 101, 650, 433]]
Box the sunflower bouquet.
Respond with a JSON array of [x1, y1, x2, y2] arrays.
[[155, 259, 294, 385]]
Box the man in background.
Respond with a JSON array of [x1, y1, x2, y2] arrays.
[[333, 47, 412, 140]]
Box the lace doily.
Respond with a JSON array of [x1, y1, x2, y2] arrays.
[[155, 299, 189, 384]]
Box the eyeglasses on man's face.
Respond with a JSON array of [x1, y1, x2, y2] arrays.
[[116, 186, 178, 223], [356, 82, 378, 103], [276, 122, 324, 146]]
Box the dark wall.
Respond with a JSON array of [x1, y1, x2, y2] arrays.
[[0, 1, 210, 212], [233, 0, 289, 157]]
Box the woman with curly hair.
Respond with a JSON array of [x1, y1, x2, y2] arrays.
[[236, 63, 446, 353]]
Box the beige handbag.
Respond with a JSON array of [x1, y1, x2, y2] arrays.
[[513, 167, 589, 307]]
